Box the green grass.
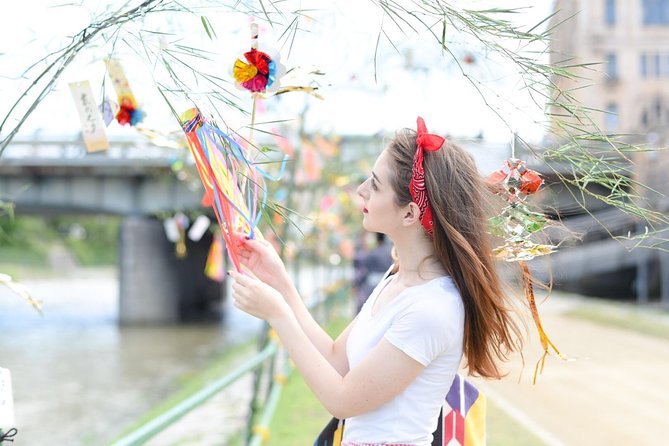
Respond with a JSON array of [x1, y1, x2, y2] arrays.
[[486, 398, 547, 445], [65, 237, 118, 265], [563, 304, 669, 341], [0, 215, 120, 269], [0, 244, 49, 265]]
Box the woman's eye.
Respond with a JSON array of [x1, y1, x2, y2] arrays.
[[371, 179, 378, 190]]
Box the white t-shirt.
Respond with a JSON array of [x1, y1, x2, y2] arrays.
[[344, 275, 465, 445]]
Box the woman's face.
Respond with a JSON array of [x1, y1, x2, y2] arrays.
[[356, 150, 403, 235]]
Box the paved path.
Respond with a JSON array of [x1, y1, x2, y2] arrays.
[[471, 293, 669, 446]]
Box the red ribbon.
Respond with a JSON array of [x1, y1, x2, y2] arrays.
[[409, 117, 445, 235]]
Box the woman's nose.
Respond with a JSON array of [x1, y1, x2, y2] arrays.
[[356, 180, 367, 197]]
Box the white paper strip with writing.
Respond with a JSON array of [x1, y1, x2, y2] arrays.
[[69, 81, 109, 152]]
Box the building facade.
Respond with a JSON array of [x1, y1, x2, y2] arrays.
[[550, 0, 669, 211]]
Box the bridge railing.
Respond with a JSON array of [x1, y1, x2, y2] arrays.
[[109, 271, 351, 446], [3, 139, 181, 161]]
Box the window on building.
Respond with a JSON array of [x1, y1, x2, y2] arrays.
[[605, 53, 618, 80], [605, 0, 616, 25], [654, 53, 662, 77], [643, 0, 669, 25], [641, 53, 648, 77], [665, 54, 669, 77], [605, 103, 619, 131]]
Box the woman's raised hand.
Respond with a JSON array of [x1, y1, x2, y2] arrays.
[[229, 270, 291, 324], [236, 236, 290, 292]]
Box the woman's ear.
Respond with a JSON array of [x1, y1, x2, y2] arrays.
[[402, 202, 421, 227]]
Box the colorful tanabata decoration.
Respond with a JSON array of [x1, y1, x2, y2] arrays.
[[438, 374, 486, 446], [105, 58, 145, 126], [205, 233, 225, 282], [179, 108, 286, 272], [233, 22, 281, 94], [163, 213, 189, 258], [487, 158, 564, 382]]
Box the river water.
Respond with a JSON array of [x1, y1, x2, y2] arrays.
[[0, 268, 277, 446]]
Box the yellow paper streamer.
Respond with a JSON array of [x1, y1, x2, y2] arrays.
[[105, 58, 139, 108], [519, 260, 565, 384]]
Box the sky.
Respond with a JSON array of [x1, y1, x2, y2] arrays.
[[0, 1, 554, 145]]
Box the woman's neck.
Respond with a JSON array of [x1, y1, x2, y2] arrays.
[[391, 228, 446, 284]]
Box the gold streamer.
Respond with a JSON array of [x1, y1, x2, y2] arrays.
[[519, 261, 565, 383], [252, 425, 270, 442]]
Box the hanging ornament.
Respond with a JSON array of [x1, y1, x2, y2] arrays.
[[487, 157, 564, 383], [179, 107, 286, 272], [99, 98, 118, 127], [105, 58, 145, 126], [205, 233, 225, 282], [232, 22, 284, 95]]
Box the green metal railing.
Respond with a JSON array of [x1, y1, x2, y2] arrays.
[[110, 274, 350, 446], [110, 343, 278, 446]]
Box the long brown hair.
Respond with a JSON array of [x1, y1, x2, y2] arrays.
[[386, 129, 522, 379]]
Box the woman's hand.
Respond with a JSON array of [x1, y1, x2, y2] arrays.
[[229, 271, 291, 324], [237, 237, 290, 292]]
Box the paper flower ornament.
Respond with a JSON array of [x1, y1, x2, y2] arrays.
[[116, 97, 145, 126], [234, 48, 278, 93], [232, 23, 284, 94], [488, 159, 544, 200]]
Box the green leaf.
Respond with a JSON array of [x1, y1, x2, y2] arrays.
[[200, 15, 217, 40]]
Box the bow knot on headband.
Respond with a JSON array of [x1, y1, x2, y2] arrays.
[[409, 117, 445, 235]]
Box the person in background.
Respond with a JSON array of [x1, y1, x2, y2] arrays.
[[353, 232, 393, 314]]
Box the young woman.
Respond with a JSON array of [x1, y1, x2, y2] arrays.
[[229, 117, 522, 446]]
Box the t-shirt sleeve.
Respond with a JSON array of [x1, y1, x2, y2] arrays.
[[383, 293, 456, 366]]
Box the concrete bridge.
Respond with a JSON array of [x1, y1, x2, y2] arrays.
[[530, 207, 669, 303], [0, 138, 224, 324]]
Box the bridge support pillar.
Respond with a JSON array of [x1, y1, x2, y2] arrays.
[[118, 216, 224, 324]]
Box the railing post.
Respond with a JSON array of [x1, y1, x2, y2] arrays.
[[248, 348, 290, 446], [243, 325, 271, 446]]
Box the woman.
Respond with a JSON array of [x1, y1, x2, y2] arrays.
[[230, 117, 522, 445]]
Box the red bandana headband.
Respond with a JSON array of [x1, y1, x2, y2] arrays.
[[409, 117, 445, 235]]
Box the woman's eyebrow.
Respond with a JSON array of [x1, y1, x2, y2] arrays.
[[372, 171, 381, 184]]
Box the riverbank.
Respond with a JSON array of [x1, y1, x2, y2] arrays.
[[0, 267, 262, 446]]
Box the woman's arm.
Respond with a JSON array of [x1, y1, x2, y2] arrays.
[[230, 271, 424, 419]]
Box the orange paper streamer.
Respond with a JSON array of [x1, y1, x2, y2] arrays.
[[519, 261, 565, 383]]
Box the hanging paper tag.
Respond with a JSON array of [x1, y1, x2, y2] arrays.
[[69, 81, 109, 153], [188, 215, 211, 242], [163, 218, 180, 243], [0, 368, 15, 432], [105, 59, 139, 108]]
